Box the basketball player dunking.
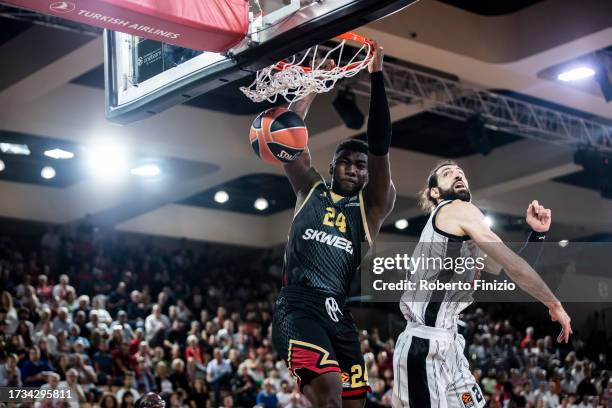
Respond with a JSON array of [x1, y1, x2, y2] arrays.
[[271, 45, 395, 408], [392, 160, 573, 408]]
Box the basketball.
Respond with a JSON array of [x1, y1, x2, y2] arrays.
[[249, 107, 308, 165]]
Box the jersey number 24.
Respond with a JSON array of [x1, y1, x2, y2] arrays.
[[323, 207, 347, 233]]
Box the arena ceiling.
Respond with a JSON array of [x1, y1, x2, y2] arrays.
[[0, 0, 611, 247]]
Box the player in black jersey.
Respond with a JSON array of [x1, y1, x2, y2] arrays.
[[272, 45, 396, 408]]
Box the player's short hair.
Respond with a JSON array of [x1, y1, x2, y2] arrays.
[[418, 160, 459, 213], [334, 139, 368, 157]]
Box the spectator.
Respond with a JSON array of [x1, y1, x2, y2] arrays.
[[276, 380, 292, 407], [233, 363, 257, 407], [154, 361, 173, 394], [35, 372, 62, 408], [52, 274, 75, 301], [20, 346, 53, 387], [93, 339, 115, 385], [73, 353, 97, 386], [145, 304, 170, 344], [1, 291, 18, 334], [257, 378, 279, 408], [188, 378, 209, 408], [207, 348, 232, 403], [52, 306, 72, 334], [120, 390, 137, 408], [168, 358, 191, 394], [116, 371, 141, 402], [0, 353, 22, 386], [100, 393, 120, 408]]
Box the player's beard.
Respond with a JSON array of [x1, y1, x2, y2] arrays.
[[437, 185, 471, 203]]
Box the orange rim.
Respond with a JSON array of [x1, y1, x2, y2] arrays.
[[274, 32, 374, 73]]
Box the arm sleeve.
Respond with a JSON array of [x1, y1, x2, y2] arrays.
[[367, 71, 392, 156]]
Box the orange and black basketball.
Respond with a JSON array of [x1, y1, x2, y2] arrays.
[[249, 107, 308, 165]]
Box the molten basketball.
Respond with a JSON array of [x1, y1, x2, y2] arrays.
[[249, 107, 308, 165]]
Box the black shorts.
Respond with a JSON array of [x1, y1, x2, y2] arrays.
[[272, 286, 370, 399]]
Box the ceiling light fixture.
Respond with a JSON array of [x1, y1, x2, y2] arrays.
[[214, 190, 229, 204], [0, 143, 30, 155], [130, 164, 161, 177], [394, 219, 409, 230], [254, 197, 269, 211], [557, 66, 596, 82], [41, 166, 56, 180], [44, 148, 74, 160], [85, 142, 128, 181]]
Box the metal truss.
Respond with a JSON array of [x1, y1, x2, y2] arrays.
[[343, 60, 612, 152]]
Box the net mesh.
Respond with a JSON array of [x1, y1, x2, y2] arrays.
[[240, 34, 373, 103]]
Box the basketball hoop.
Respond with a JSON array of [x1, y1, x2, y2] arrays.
[[240, 32, 375, 103]]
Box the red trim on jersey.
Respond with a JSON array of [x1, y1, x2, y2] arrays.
[[342, 386, 370, 398]]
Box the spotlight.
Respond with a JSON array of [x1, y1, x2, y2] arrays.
[[214, 190, 229, 204], [254, 198, 269, 211], [130, 164, 161, 177], [557, 66, 595, 82], [484, 216, 494, 228], [0, 159, 4, 172], [394, 219, 409, 230], [558, 240, 569, 248], [41, 166, 56, 180], [85, 143, 128, 181], [0, 143, 30, 155], [466, 115, 491, 155], [332, 89, 364, 130], [44, 148, 74, 160]]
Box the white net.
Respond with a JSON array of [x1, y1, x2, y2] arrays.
[[240, 35, 373, 103]]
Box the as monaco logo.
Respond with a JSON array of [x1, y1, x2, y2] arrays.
[[49, 1, 76, 13]]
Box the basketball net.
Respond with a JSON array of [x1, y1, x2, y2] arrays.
[[240, 32, 374, 103]]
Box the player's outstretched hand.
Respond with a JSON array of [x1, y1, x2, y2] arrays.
[[368, 42, 384, 73], [526, 200, 551, 233], [549, 303, 572, 343]]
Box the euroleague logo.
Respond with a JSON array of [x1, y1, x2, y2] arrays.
[[49, 1, 76, 13], [461, 392, 475, 408]]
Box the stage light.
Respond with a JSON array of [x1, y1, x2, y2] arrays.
[[44, 148, 74, 160], [0, 159, 4, 172], [214, 190, 229, 204], [557, 66, 595, 82], [130, 164, 161, 177], [85, 142, 128, 180], [484, 216, 494, 227], [41, 166, 56, 180], [394, 219, 409, 230], [558, 240, 569, 248], [0, 143, 30, 155], [333, 89, 364, 130], [254, 198, 269, 211]]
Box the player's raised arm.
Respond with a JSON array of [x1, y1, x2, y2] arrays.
[[363, 44, 396, 233], [284, 93, 322, 198], [449, 200, 572, 343]]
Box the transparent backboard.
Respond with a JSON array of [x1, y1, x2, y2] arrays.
[[105, 0, 418, 124]]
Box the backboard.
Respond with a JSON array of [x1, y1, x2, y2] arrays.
[[105, 0, 417, 124]]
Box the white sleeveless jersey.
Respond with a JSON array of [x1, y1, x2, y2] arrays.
[[399, 200, 481, 330]]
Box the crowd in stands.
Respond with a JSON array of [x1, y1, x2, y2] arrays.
[[0, 219, 610, 407]]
